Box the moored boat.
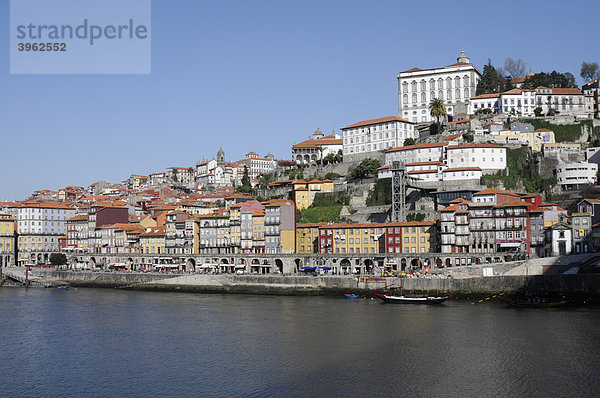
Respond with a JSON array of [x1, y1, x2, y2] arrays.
[[344, 294, 359, 299], [57, 285, 69, 290], [372, 292, 451, 304], [500, 296, 568, 308]]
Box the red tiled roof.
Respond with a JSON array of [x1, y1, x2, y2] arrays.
[[471, 93, 501, 100], [401, 67, 423, 73], [474, 188, 518, 196], [447, 119, 473, 125], [292, 135, 343, 149], [447, 144, 504, 150], [343, 116, 413, 129], [551, 88, 582, 95]]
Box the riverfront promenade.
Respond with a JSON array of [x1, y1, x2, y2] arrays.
[[4, 253, 600, 296]]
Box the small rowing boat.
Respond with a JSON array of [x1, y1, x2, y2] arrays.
[[372, 292, 451, 304], [344, 294, 359, 299]]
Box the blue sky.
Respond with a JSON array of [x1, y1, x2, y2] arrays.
[[1, 0, 599, 200]]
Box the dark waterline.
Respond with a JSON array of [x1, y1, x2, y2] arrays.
[[1, 288, 599, 397]]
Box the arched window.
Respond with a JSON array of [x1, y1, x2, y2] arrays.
[[402, 82, 408, 93], [455, 88, 460, 99], [438, 90, 444, 100], [446, 77, 452, 89], [411, 81, 417, 91], [447, 90, 452, 100], [421, 80, 426, 91], [430, 91, 435, 100], [403, 94, 408, 104], [421, 92, 426, 103], [464, 88, 470, 98], [455, 76, 461, 87], [430, 80, 435, 90], [464, 76, 469, 87], [412, 93, 417, 103], [438, 78, 443, 90]]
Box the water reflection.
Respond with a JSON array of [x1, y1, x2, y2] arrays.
[[0, 289, 599, 397]]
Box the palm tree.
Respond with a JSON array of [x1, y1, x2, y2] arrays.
[[429, 98, 447, 127]]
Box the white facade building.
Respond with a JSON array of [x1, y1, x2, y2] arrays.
[[446, 144, 506, 171], [240, 152, 277, 180], [381, 143, 502, 182], [535, 87, 585, 116], [341, 116, 416, 159], [398, 51, 481, 123], [384, 142, 446, 165], [556, 162, 598, 190], [498, 89, 537, 116], [293, 129, 343, 165], [469, 93, 501, 114]]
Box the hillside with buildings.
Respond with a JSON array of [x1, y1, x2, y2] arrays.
[[2, 50, 600, 272]]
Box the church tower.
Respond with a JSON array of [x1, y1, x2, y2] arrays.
[[217, 147, 225, 166]]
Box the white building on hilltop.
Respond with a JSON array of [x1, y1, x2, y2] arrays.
[[398, 50, 481, 123], [292, 129, 343, 165], [341, 116, 416, 161]]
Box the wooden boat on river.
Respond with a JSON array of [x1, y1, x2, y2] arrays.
[[372, 292, 451, 305]]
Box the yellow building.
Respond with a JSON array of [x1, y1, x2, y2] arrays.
[[228, 204, 242, 253], [0, 214, 16, 266], [293, 179, 335, 210], [320, 223, 386, 254], [396, 221, 437, 254], [252, 209, 265, 253], [296, 223, 325, 253], [492, 128, 555, 152], [140, 227, 166, 254]]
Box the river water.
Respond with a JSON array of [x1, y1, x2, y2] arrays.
[[1, 287, 599, 397]]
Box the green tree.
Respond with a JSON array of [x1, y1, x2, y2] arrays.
[[351, 158, 380, 179], [366, 179, 392, 206], [534, 107, 543, 117], [581, 61, 599, 82], [476, 60, 509, 95], [522, 71, 577, 89], [406, 213, 425, 222], [324, 172, 341, 180], [50, 253, 67, 266], [463, 133, 474, 143], [403, 138, 416, 146], [475, 108, 493, 116], [235, 185, 252, 194], [335, 149, 343, 163], [241, 165, 251, 187], [323, 153, 336, 165], [429, 98, 447, 134]]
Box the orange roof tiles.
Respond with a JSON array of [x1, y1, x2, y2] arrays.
[[474, 188, 518, 196], [343, 116, 413, 129]]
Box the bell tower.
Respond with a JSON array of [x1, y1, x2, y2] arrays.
[[217, 147, 225, 166], [457, 50, 470, 64]]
